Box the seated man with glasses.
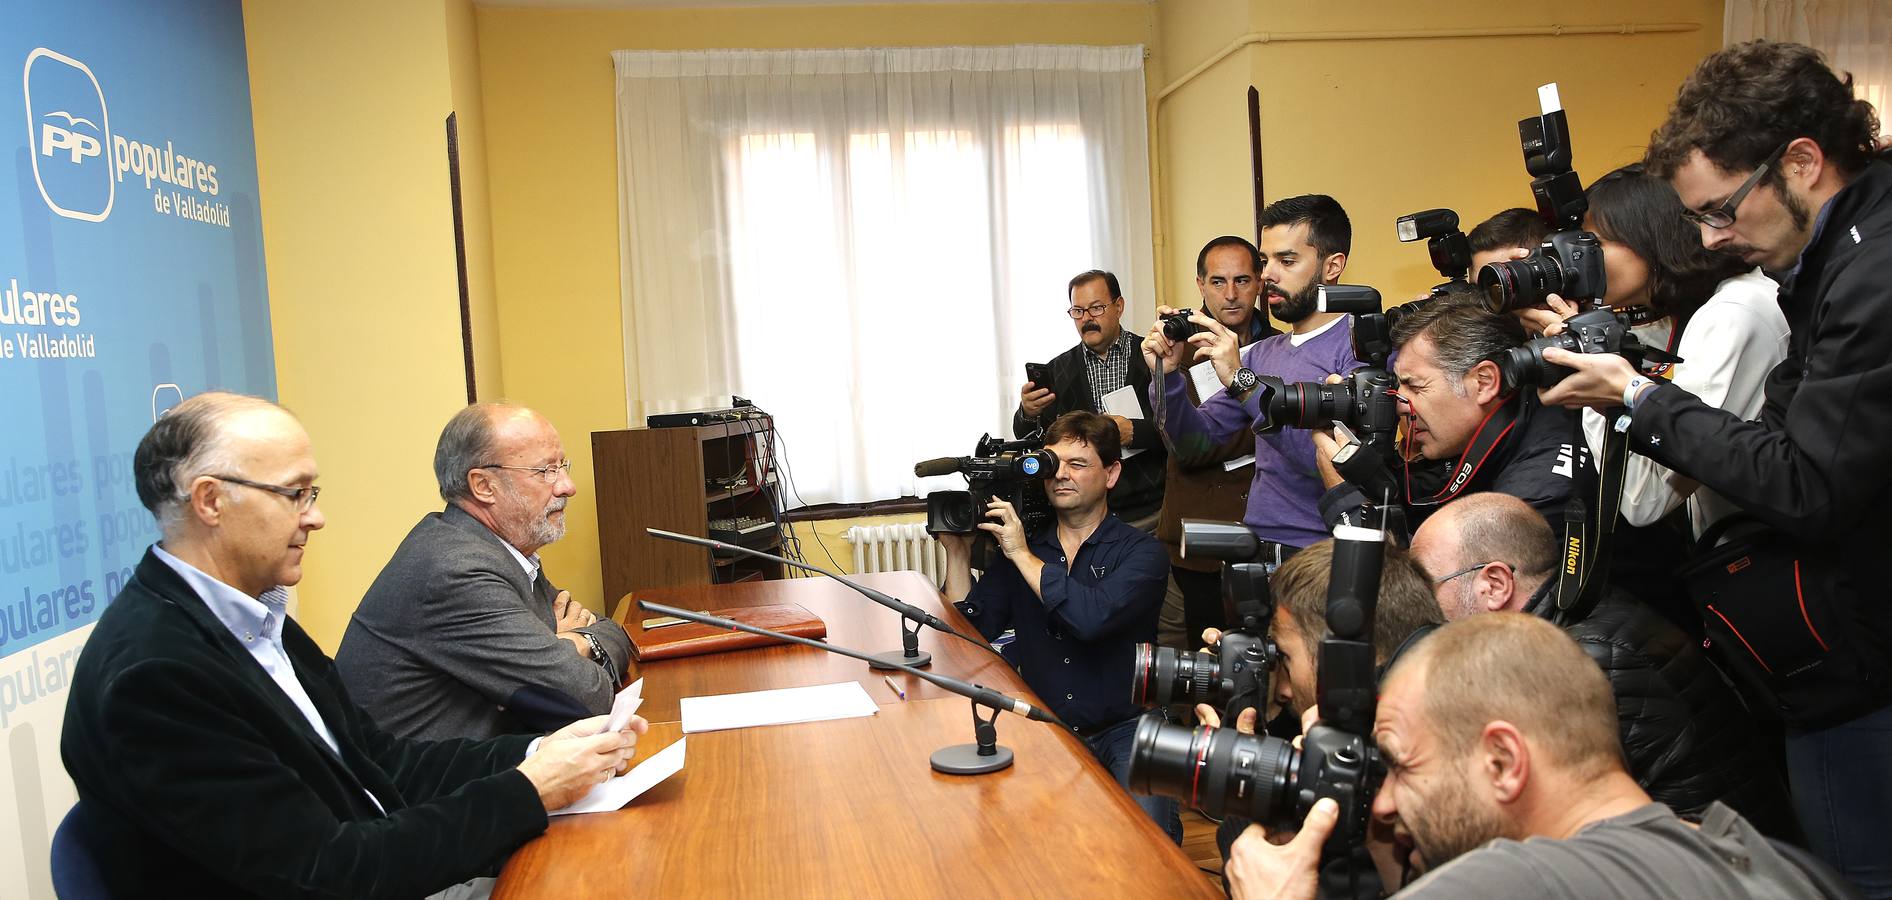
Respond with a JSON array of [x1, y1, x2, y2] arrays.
[[1014, 269, 1167, 531], [1406, 491, 1800, 841], [337, 403, 631, 741]]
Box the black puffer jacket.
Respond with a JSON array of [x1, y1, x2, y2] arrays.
[[1525, 581, 1800, 840]]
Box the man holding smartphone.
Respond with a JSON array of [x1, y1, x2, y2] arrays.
[[1015, 269, 1167, 531]]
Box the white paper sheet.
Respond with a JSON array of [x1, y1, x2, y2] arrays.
[[1099, 384, 1146, 459], [679, 681, 879, 734], [1186, 340, 1262, 404], [548, 737, 687, 817], [607, 677, 645, 732]]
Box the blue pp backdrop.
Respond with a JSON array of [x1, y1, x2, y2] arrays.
[[0, 1, 272, 893]]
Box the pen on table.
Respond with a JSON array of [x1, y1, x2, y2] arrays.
[[881, 674, 907, 701]]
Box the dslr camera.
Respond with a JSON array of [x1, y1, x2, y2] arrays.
[[1494, 306, 1671, 390], [1253, 285, 1400, 452], [1477, 83, 1609, 313], [1130, 525, 1391, 850], [1131, 521, 1278, 709]]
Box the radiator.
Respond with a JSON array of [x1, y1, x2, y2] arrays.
[[844, 523, 945, 586]]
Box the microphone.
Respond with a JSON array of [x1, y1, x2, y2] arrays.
[[639, 600, 1060, 775], [647, 527, 1002, 669], [913, 456, 964, 478]]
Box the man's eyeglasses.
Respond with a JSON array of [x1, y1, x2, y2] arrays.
[[479, 459, 572, 484], [1067, 302, 1114, 320], [1681, 139, 1792, 230], [1432, 560, 1499, 585], [209, 474, 322, 511]]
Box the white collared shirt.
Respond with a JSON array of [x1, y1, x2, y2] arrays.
[[152, 544, 386, 813]]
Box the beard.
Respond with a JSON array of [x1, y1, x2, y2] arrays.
[[497, 479, 568, 548], [1269, 279, 1322, 324], [1406, 763, 1510, 870]]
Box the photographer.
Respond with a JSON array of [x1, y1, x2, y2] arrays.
[[1145, 195, 1362, 557], [1407, 493, 1800, 840], [1535, 42, 1892, 892], [1224, 615, 1827, 899], [1313, 289, 1588, 534], [937, 410, 1178, 841], [1198, 539, 1444, 900], [1015, 270, 1167, 530], [1155, 237, 1278, 652]]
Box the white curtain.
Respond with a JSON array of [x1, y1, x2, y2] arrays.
[[1725, 0, 1892, 136], [613, 45, 1152, 505]]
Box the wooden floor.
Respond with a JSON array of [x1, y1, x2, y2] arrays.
[[1183, 809, 1225, 888]]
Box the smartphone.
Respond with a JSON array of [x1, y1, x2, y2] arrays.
[[1024, 362, 1052, 389]]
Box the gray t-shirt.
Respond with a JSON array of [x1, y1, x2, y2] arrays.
[[1400, 802, 1820, 899]]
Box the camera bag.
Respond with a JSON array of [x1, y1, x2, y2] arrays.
[[1678, 513, 1874, 727]]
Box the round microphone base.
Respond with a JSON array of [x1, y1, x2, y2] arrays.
[[930, 743, 1015, 775], [867, 649, 932, 670]]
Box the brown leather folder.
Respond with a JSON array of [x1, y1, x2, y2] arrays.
[[631, 602, 827, 661]]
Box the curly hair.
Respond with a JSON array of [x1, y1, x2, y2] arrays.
[[1646, 40, 1882, 180]]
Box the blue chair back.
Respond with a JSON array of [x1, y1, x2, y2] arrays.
[[50, 801, 115, 899]]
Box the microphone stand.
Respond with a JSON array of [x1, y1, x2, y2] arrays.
[[639, 600, 1062, 775], [648, 527, 1001, 670]]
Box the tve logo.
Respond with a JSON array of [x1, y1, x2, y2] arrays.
[[24, 48, 115, 222]]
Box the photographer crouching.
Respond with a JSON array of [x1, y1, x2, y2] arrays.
[[1311, 287, 1591, 535], [938, 410, 1178, 841], [1224, 615, 1831, 899]]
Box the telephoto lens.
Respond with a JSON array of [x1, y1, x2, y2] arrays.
[[1131, 643, 1219, 706], [1477, 251, 1566, 313], [1128, 711, 1299, 821]]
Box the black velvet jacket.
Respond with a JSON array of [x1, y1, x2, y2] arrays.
[[61, 549, 546, 898]]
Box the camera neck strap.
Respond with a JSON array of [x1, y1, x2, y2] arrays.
[[1552, 407, 1630, 620], [1405, 394, 1520, 508]]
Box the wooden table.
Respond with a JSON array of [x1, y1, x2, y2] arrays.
[[493, 571, 1218, 898]]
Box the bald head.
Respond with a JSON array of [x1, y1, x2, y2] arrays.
[[1409, 493, 1558, 618], [435, 402, 550, 504], [135, 392, 292, 532], [1389, 613, 1624, 782]]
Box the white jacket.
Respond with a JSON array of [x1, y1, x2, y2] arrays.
[[1582, 269, 1789, 536]]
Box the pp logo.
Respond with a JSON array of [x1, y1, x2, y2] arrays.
[[24, 48, 114, 222]]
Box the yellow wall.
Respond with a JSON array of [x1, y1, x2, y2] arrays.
[[1155, 1, 1723, 307], [245, 0, 468, 650], [475, 3, 1157, 612]]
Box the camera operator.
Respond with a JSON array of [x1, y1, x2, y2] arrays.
[[1015, 270, 1167, 531], [1154, 237, 1278, 652], [1145, 196, 1363, 558], [1197, 539, 1445, 900], [1527, 163, 1789, 628], [1224, 614, 1830, 900], [1467, 207, 1550, 278], [1313, 289, 1588, 534], [1535, 42, 1892, 893], [1407, 492, 1800, 840], [937, 410, 1178, 841]]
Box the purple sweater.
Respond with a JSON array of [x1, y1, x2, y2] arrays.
[[1152, 318, 1361, 548]]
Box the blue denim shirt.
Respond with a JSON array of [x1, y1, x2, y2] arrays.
[[955, 514, 1168, 731]]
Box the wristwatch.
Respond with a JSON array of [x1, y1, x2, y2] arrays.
[[580, 631, 606, 663], [1230, 366, 1260, 397]]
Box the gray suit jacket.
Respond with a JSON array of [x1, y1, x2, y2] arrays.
[[335, 504, 632, 741]]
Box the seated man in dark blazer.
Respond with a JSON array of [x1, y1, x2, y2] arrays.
[[61, 392, 646, 898], [337, 402, 632, 741]]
